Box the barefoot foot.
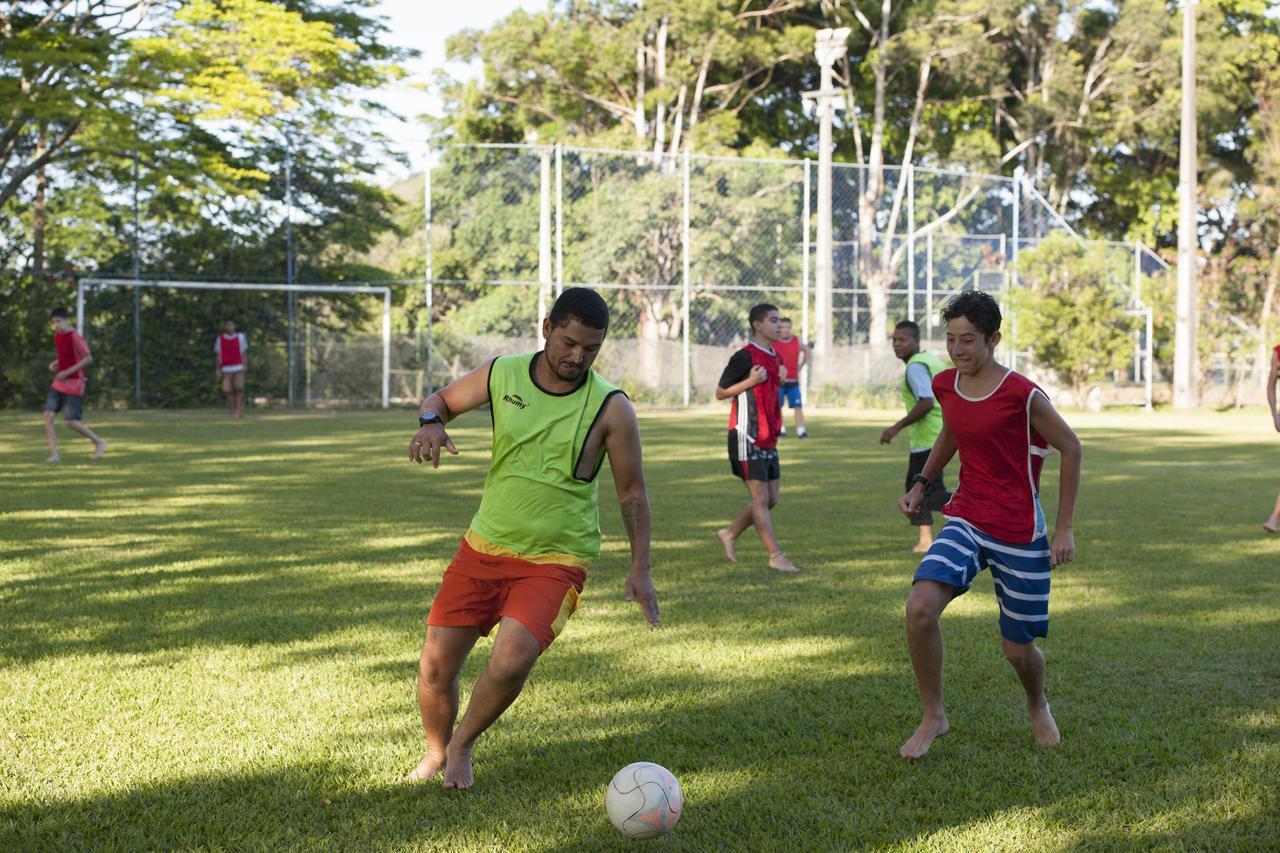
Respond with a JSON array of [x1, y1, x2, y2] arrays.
[[716, 528, 737, 563], [1029, 702, 1060, 746], [442, 743, 474, 789], [1264, 519, 1277, 534], [91, 441, 107, 460], [401, 750, 446, 783], [900, 714, 949, 759], [45, 454, 60, 463], [911, 542, 932, 554], [768, 552, 800, 573]]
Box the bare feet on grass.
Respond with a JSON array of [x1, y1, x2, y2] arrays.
[[911, 542, 931, 554], [442, 743, 474, 790], [1029, 701, 1060, 746], [401, 750, 447, 783], [45, 454, 60, 463], [91, 441, 107, 460], [768, 552, 800, 573], [717, 528, 737, 562], [900, 713, 949, 759]]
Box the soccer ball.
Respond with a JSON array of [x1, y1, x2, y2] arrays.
[[605, 762, 683, 839]]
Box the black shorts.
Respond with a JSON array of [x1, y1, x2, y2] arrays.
[[728, 431, 780, 481], [45, 388, 84, 421], [906, 449, 950, 526]]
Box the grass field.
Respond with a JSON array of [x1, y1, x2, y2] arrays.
[[2, 406, 1278, 851]]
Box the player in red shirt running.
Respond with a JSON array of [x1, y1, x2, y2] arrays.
[[897, 291, 1081, 759], [1264, 344, 1280, 532], [43, 307, 107, 462], [215, 319, 248, 418], [714, 304, 800, 573], [775, 318, 810, 438]]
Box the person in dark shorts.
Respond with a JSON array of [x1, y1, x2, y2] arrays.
[[714, 304, 799, 573], [881, 320, 950, 552], [43, 308, 106, 463]]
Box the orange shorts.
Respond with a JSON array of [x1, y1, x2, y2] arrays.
[[427, 537, 586, 651]]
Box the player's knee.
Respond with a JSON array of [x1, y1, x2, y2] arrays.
[[419, 650, 459, 688], [904, 593, 939, 630], [1001, 639, 1035, 667], [766, 496, 777, 509], [487, 652, 536, 686], [42, 410, 55, 424]]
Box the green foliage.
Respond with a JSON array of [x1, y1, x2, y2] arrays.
[[1009, 234, 1139, 398]]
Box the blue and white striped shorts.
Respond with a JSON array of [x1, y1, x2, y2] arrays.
[[913, 519, 1051, 644]]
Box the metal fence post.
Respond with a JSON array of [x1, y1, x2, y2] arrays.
[[382, 289, 391, 408], [555, 143, 563, 296], [132, 115, 142, 407], [682, 150, 691, 407], [424, 145, 434, 396], [1010, 170, 1021, 291], [926, 231, 934, 332], [539, 145, 553, 335], [907, 164, 915, 321], [802, 159, 811, 395], [285, 126, 296, 408]]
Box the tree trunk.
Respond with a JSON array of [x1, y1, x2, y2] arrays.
[[32, 123, 47, 278]]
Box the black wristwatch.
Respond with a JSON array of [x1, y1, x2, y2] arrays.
[[910, 474, 931, 489], [418, 411, 443, 427]]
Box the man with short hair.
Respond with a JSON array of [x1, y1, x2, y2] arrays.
[[898, 290, 1081, 760], [881, 320, 951, 553], [43, 308, 106, 463], [714, 303, 800, 573], [402, 287, 659, 790], [775, 317, 810, 438], [215, 319, 248, 418]]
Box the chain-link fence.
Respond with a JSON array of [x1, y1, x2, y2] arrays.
[[424, 143, 1156, 408]]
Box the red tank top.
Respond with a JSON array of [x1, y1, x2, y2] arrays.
[[775, 336, 801, 381], [219, 334, 244, 367], [55, 331, 83, 378], [934, 368, 1050, 543], [728, 342, 783, 450]]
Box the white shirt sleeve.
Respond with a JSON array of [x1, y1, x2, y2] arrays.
[[906, 362, 934, 401], [239, 333, 248, 352]]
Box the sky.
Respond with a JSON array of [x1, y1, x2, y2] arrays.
[[365, 0, 543, 179]]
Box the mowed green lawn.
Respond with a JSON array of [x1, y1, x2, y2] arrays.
[[1, 406, 1278, 851]]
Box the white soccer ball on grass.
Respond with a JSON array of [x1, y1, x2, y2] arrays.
[[605, 761, 683, 839]]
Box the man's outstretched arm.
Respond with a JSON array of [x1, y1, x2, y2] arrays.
[[603, 395, 659, 626], [408, 359, 495, 467]]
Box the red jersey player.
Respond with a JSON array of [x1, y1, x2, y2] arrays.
[[43, 307, 107, 462], [215, 319, 248, 418], [774, 318, 810, 438], [897, 290, 1081, 759], [714, 303, 800, 573]]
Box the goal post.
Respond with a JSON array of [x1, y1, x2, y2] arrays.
[[77, 278, 393, 409]]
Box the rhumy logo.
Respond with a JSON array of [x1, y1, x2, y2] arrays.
[[503, 393, 529, 410]]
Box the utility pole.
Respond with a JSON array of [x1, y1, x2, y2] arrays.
[[285, 126, 296, 408], [1174, 0, 1199, 408], [803, 27, 850, 388]]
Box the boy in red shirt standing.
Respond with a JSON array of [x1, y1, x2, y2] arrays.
[[897, 291, 1081, 759], [774, 318, 810, 438], [44, 307, 107, 463], [215, 319, 249, 418]]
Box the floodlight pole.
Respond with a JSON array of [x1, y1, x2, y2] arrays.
[[804, 27, 850, 388], [1173, 0, 1199, 408], [801, 158, 811, 394]]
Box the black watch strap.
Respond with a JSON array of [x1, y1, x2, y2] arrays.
[[418, 411, 442, 427], [910, 473, 931, 489]]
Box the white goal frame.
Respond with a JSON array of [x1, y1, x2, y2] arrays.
[[78, 278, 393, 408]]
